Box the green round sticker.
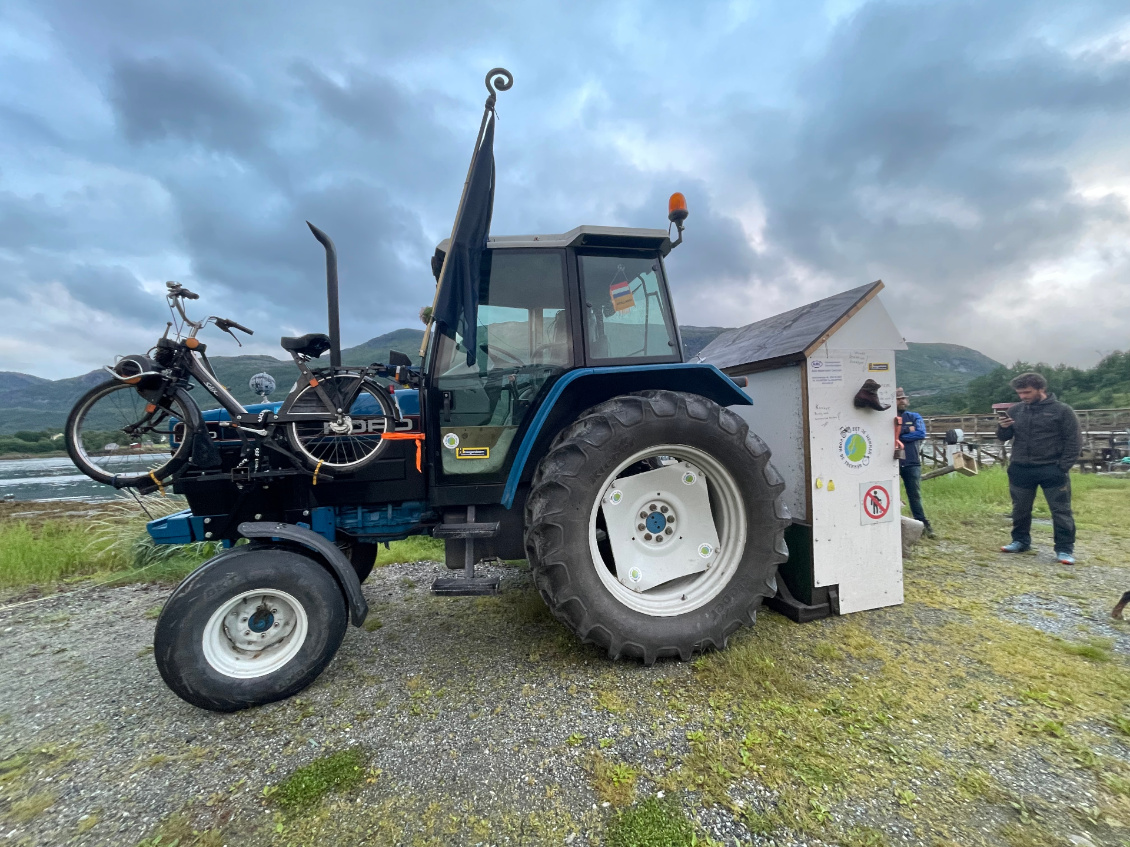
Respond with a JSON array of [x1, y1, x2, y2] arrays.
[[843, 433, 867, 462]]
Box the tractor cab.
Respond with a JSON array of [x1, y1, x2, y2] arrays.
[[425, 225, 683, 487]]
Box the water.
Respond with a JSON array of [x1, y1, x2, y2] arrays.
[[0, 455, 167, 502]]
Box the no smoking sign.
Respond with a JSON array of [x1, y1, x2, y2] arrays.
[[859, 481, 895, 525]]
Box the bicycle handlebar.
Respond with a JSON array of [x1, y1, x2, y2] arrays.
[[215, 318, 254, 335], [166, 281, 199, 300]]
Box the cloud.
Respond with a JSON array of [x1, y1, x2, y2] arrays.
[[110, 55, 276, 156], [2, 0, 1129, 379]]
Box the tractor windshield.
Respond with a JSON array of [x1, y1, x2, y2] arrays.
[[431, 249, 572, 477]]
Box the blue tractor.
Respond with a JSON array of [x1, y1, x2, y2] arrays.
[[87, 71, 789, 711]]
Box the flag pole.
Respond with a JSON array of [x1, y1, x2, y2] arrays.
[[419, 67, 513, 359]]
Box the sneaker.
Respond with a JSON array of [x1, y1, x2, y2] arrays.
[[923, 521, 936, 539], [1055, 551, 1075, 565], [1001, 541, 1030, 553]]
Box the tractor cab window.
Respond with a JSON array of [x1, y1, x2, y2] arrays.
[[578, 254, 676, 362], [432, 249, 571, 477]]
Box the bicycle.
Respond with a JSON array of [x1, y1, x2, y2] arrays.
[[65, 281, 400, 490]]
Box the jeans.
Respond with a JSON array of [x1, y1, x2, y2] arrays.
[[1008, 463, 1075, 552], [899, 464, 927, 524]]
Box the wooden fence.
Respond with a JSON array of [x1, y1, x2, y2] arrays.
[[919, 408, 1130, 473]]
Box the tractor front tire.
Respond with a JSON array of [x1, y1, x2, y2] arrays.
[[154, 545, 348, 712], [524, 390, 789, 664]]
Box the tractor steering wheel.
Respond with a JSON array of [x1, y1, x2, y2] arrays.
[[479, 343, 525, 368]]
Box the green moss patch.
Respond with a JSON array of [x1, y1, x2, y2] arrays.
[[605, 795, 694, 847], [272, 748, 367, 813]]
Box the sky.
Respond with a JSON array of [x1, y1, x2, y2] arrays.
[[1, 0, 1129, 380]]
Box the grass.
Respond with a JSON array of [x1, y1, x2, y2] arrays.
[[374, 535, 444, 567], [605, 795, 694, 847], [0, 521, 111, 589], [0, 496, 216, 592], [668, 467, 1130, 845], [589, 753, 639, 806], [0, 498, 450, 594], [271, 748, 367, 813]]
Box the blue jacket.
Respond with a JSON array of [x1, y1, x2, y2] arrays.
[[899, 410, 926, 467]]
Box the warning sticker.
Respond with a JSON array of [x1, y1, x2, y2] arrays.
[[868, 362, 890, 371], [610, 279, 635, 312], [859, 481, 895, 524], [455, 447, 489, 460]]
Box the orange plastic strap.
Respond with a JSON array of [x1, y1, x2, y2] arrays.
[[148, 471, 165, 497], [381, 432, 425, 473], [312, 460, 324, 486]]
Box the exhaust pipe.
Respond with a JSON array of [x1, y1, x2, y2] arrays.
[[306, 221, 342, 368]]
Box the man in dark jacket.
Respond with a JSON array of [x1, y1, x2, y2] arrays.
[[996, 372, 1082, 564], [896, 388, 932, 537]]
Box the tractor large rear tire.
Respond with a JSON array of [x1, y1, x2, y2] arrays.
[[524, 390, 789, 664]]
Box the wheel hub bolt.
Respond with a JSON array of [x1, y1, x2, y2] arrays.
[[644, 533, 653, 541], [639, 511, 648, 519], [665, 527, 673, 535], [660, 505, 669, 514], [656, 536, 664, 543], [637, 524, 646, 531], [648, 503, 657, 511]]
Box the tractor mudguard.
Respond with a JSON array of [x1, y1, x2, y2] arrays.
[[237, 521, 368, 627], [502, 363, 751, 507]]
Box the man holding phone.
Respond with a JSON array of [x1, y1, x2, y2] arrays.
[[996, 372, 1082, 564]]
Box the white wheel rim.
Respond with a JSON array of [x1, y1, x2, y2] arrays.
[[202, 589, 309, 679], [588, 444, 747, 617]]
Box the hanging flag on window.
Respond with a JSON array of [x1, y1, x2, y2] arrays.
[[610, 278, 635, 312]]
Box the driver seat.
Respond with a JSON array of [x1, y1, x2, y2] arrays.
[[280, 333, 332, 358]]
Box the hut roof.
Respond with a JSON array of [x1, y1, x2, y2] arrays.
[[697, 281, 884, 372]]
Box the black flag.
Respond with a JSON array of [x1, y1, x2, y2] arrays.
[[432, 114, 495, 366]]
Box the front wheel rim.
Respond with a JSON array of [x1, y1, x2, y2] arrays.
[[202, 589, 309, 679], [587, 444, 747, 617]]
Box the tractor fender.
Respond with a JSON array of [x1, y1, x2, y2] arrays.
[[502, 363, 751, 508], [237, 521, 368, 627]]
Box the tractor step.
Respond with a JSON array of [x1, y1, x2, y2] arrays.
[[431, 576, 500, 596], [432, 522, 500, 539]]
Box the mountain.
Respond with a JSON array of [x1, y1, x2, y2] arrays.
[[680, 326, 729, 360], [0, 330, 1001, 433], [0, 370, 112, 434], [895, 343, 1002, 394]]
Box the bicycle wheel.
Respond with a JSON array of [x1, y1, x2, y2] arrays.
[[283, 374, 394, 472], [65, 380, 194, 487]]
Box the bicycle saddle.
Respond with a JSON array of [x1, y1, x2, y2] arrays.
[[280, 333, 332, 358]]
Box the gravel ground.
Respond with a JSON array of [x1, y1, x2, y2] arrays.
[[1, 541, 1128, 846], [0, 560, 705, 846]]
